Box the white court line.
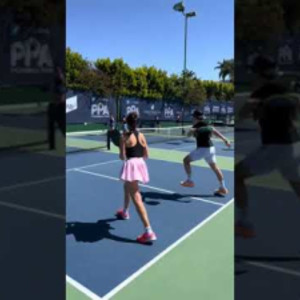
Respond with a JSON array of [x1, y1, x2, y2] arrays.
[[244, 261, 300, 277], [172, 138, 234, 152], [66, 275, 103, 300], [0, 201, 65, 220], [102, 199, 233, 300], [0, 159, 119, 193], [0, 160, 119, 221], [0, 175, 65, 193], [172, 144, 195, 151], [67, 159, 120, 172], [73, 169, 224, 207]]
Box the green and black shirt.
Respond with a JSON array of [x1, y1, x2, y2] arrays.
[[251, 81, 300, 145], [193, 121, 214, 148]]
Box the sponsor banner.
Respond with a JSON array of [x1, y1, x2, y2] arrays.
[[226, 102, 234, 115], [66, 95, 78, 114], [0, 10, 64, 85], [211, 102, 221, 114], [183, 105, 200, 121], [91, 97, 110, 119], [140, 100, 163, 119], [220, 102, 227, 115], [203, 103, 211, 115], [163, 102, 177, 120], [67, 90, 116, 124], [121, 98, 140, 117], [67, 92, 234, 124]]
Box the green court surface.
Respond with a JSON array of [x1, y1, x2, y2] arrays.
[[67, 201, 233, 300], [66, 122, 188, 133], [0, 86, 51, 105], [108, 144, 234, 171], [66, 126, 234, 299], [67, 284, 90, 300], [67, 123, 108, 133]]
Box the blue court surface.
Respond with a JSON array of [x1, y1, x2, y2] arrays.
[[0, 149, 65, 300], [66, 137, 234, 299], [235, 126, 300, 300]]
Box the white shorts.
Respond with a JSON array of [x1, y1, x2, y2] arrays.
[[241, 142, 300, 181], [189, 146, 217, 164]]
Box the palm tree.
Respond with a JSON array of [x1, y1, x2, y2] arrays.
[[215, 59, 234, 82]]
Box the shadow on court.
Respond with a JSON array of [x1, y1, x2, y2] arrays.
[[235, 255, 300, 275], [235, 270, 249, 276], [66, 218, 148, 245], [236, 255, 300, 263], [141, 191, 221, 206]]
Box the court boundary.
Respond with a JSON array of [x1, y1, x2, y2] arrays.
[[66, 156, 232, 298], [72, 168, 225, 206], [67, 200, 234, 300], [242, 261, 300, 277]]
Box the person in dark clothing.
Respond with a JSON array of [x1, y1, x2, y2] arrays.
[[48, 66, 66, 150], [235, 55, 300, 238], [109, 115, 115, 130], [122, 115, 128, 132], [155, 115, 160, 128], [181, 110, 231, 196]]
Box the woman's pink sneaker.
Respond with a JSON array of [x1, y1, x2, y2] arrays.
[[115, 209, 130, 220], [137, 232, 157, 244], [180, 180, 195, 188], [214, 187, 229, 197]]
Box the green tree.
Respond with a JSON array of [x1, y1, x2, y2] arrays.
[[145, 66, 167, 100], [203, 81, 217, 100], [66, 48, 89, 88], [280, 0, 300, 34], [76, 67, 110, 96], [133, 67, 148, 98], [184, 80, 207, 105], [95, 58, 134, 98], [222, 83, 234, 101], [163, 74, 182, 101], [235, 0, 285, 41], [66, 49, 111, 96], [66, 49, 235, 103], [215, 59, 234, 82]]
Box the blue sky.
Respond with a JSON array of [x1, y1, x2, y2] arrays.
[[67, 0, 233, 80]]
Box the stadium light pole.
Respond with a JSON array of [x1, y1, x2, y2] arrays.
[[173, 2, 196, 75], [173, 2, 196, 131]]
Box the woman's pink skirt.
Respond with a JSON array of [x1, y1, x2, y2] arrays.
[[120, 158, 150, 184]]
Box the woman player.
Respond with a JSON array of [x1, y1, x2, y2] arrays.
[[181, 110, 231, 196], [116, 112, 157, 244]]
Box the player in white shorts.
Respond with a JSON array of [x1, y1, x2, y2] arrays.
[[180, 110, 231, 196], [235, 55, 300, 238]]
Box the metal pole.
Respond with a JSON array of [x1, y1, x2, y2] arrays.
[[184, 15, 188, 73], [182, 15, 187, 133]]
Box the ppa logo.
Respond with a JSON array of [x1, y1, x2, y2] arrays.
[[91, 103, 109, 118], [212, 106, 220, 113], [164, 107, 174, 118], [126, 105, 139, 115], [204, 106, 211, 114], [10, 38, 53, 73]]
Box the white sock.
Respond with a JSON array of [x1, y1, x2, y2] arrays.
[[145, 226, 152, 234], [123, 208, 128, 214], [220, 180, 226, 189]]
